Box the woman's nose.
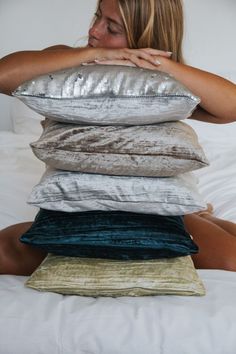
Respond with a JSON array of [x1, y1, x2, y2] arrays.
[[89, 20, 104, 39]]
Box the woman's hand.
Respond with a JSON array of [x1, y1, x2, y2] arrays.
[[87, 47, 171, 69], [91, 58, 159, 70]]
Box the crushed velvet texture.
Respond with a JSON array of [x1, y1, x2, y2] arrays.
[[30, 119, 209, 177], [26, 254, 206, 297], [20, 209, 198, 260], [13, 65, 200, 125], [27, 168, 206, 215]]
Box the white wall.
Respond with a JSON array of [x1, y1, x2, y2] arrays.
[[0, 0, 236, 131], [183, 0, 236, 77], [0, 0, 97, 131]]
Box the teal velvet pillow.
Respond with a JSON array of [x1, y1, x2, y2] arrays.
[[20, 209, 198, 260]]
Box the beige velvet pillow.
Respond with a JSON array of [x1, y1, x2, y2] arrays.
[[26, 254, 206, 297], [30, 119, 209, 177]]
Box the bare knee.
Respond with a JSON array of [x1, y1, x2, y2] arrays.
[[185, 214, 236, 272], [0, 222, 31, 273], [0, 222, 46, 275], [0, 222, 33, 236]]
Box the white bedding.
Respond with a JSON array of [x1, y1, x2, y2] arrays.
[[0, 270, 236, 354], [1, 106, 236, 353]]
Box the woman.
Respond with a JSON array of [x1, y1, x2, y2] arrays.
[[0, 0, 236, 275]]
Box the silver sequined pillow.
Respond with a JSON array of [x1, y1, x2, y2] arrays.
[[13, 65, 200, 125], [27, 167, 206, 215], [30, 119, 209, 177]]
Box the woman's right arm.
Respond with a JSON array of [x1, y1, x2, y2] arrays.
[[0, 46, 167, 96], [0, 46, 100, 96]]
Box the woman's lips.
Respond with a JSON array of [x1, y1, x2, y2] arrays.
[[88, 38, 96, 47]]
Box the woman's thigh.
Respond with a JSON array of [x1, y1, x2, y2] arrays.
[[184, 214, 236, 271]]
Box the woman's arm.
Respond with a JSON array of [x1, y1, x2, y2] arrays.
[[157, 57, 236, 123], [0, 46, 167, 96], [85, 48, 236, 124], [190, 107, 227, 124], [0, 46, 98, 96]]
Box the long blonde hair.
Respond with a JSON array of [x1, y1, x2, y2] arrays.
[[117, 0, 184, 62], [95, 0, 184, 63]]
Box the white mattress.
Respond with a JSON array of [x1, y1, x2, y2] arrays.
[[1, 107, 236, 353]]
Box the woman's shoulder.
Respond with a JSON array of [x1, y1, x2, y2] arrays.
[[42, 44, 72, 51]]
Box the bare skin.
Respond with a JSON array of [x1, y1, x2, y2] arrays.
[[1, 0, 236, 275], [0, 222, 46, 276], [184, 211, 236, 271]]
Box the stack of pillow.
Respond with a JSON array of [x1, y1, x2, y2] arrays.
[[13, 64, 208, 296]]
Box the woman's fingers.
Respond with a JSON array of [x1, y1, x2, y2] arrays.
[[140, 48, 172, 57], [130, 58, 158, 70], [94, 59, 136, 67], [92, 48, 167, 68], [91, 47, 170, 65], [95, 58, 158, 71], [122, 48, 160, 66]]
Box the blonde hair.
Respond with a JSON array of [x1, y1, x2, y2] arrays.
[[95, 0, 184, 63], [119, 0, 184, 62]]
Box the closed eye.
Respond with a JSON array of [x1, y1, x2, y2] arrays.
[[107, 27, 119, 35]]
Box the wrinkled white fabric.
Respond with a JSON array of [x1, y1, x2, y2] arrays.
[[27, 167, 206, 215], [0, 270, 236, 354]]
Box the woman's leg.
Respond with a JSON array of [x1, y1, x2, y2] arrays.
[[0, 222, 47, 276], [196, 213, 236, 237], [184, 213, 236, 271]]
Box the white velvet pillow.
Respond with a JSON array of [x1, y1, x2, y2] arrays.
[[30, 119, 209, 177], [13, 65, 200, 125], [27, 167, 206, 215]]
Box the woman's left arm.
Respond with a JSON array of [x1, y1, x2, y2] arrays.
[[158, 57, 236, 123], [91, 48, 236, 123]]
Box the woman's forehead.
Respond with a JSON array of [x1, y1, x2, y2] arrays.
[[99, 0, 124, 27]]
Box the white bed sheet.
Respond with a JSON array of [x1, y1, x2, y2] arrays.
[[187, 119, 236, 222], [1, 118, 236, 354], [0, 131, 44, 228], [0, 270, 236, 354]]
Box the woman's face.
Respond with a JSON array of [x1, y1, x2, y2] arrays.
[[88, 0, 128, 48]]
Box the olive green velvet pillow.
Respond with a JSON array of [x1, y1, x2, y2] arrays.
[[26, 254, 206, 297]]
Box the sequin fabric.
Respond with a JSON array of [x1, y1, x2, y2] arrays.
[[13, 65, 200, 125]]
